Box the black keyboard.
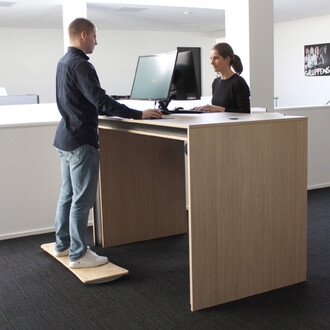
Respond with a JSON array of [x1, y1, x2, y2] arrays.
[[163, 108, 204, 114], [172, 109, 204, 114]]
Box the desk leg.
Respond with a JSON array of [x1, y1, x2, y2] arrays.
[[187, 120, 307, 311], [97, 128, 187, 247]]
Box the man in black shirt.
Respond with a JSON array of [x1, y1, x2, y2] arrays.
[[53, 18, 161, 268]]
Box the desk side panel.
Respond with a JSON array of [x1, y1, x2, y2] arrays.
[[98, 128, 187, 246], [188, 119, 307, 311]]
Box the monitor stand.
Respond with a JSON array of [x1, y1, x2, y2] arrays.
[[158, 99, 171, 114]]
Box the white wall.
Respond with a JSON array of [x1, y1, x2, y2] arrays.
[[277, 106, 330, 189], [274, 15, 330, 107], [0, 27, 216, 104], [92, 29, 216, 97], [0, 28, 63, 104]]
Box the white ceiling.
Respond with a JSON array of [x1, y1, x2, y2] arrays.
[[1, 0, 330, 32]]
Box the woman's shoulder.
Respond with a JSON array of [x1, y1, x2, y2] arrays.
[[232, 74, 249, 87], [212, 76, 221, 87], [232, 75, 250, 95], [213, 74, 248, 86], [231, 73, 246, 82]]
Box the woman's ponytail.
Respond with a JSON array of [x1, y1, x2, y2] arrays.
[[231, 54, 243, 75]]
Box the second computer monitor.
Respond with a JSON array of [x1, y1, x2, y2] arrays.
[[171, 50, 201, 101]]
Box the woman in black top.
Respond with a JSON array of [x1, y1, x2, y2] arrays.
[[195, 43, 250, 113]]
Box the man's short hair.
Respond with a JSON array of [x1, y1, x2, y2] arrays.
[[68, 18, 95, 39]]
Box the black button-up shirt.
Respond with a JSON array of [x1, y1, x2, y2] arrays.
[[54, 47, 142, 151]]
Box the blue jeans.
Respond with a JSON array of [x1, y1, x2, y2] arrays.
[[54, 144, 99, 261]]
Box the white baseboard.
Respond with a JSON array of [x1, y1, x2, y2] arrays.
[[0, 221, 94, 241], [0, 226, 55, 241], [308, 183, 330, 190]]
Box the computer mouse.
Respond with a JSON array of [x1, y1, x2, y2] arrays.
[[173, 107, 184, 111]]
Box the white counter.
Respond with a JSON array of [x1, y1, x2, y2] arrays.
[[277, 105, 330, 189], [0, 103, 60, 128], [0, 103, 62, 240]]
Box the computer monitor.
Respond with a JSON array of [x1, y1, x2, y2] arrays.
[[170, 50, 201, 101], [130, 50, 200, 112], [130, 51, 177, 101]]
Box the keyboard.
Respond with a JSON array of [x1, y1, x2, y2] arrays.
[[163, 107, 204, 114], [172, 109, 204, 114]]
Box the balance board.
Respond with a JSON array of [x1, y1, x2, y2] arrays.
[[41, 242, 128, 284]]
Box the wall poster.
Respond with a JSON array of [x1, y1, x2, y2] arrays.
[[304, 43, 330, 76]]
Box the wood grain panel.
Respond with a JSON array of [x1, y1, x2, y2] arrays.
[[99, 128, 187, 247], [187, 119, 307, 310]]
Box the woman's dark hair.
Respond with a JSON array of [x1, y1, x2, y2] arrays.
[[212, 42, 243, 75]]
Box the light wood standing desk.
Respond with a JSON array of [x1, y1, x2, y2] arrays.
[[95, 112, 307, 311]]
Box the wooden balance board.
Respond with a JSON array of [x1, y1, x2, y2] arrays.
[[41, 242, 128, 284]]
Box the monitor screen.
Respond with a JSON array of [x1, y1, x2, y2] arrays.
[[171, 51, 201, 100], [130, 51, 177, 100]]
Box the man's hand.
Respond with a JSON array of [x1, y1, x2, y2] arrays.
[[141, 109, 163, 119]]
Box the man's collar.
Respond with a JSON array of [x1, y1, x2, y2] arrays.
[[67, 47, 89, 60]]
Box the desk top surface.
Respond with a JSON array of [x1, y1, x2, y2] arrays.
[[99, 111, 305, 130], [0, 102, 305, 129]]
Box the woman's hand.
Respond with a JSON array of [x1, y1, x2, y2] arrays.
[[192, 105, 225, 112]]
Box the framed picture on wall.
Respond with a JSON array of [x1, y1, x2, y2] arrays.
[[304, 43, 330, 76]]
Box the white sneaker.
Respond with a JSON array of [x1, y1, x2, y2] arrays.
[[54, 246, 70, 257], [68, 247, 108, 269]]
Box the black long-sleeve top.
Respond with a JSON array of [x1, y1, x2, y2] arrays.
[[54, 47, 142, 151], [211, 74, 251, 113]]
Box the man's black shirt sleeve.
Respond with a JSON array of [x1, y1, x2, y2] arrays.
[[74, 60, 142, 119]]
